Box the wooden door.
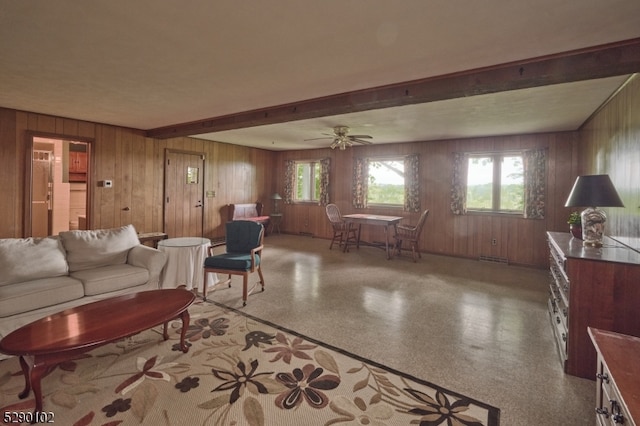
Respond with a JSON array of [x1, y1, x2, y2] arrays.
[[164, 150, 205, 238]]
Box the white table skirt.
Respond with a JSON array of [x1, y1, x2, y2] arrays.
[[158, 237, 218, 291]]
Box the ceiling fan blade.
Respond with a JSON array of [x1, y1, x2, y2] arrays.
[[349, 135, 372, 139], [352, 138, 373, 145], [304, 137, 333, 141], [305, 132, 340, 141]]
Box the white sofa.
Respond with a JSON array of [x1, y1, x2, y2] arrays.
[[0, 224, 167, 348]]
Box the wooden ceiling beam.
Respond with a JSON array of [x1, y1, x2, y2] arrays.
[[147, 37, 640, 139]]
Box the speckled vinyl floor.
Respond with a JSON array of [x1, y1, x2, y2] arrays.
[[203, 234, 594, 426]]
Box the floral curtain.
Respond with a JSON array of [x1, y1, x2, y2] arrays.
[[450, 152, 468, 215], [404, 154, 420, 212], [283, 160, 295, 204], [319, 157, 330, 206], [523, 148, 547, 219], [352, 157, 368, 209]]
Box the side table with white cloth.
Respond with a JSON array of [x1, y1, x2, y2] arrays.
[[158, 237, 218, 291]]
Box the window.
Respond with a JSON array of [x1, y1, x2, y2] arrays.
[[294, 161, 321, 202], [367, 158, 405, 206], [466, 153, 524, 213]]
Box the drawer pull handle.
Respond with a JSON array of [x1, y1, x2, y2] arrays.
[[610, 400, 624, 424], [596, 407, 609, 418], [596, 372, 610, 383]]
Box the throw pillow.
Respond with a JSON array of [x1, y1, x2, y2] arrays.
[[60, 224, 140, 272], [0, 237, 68, 286]]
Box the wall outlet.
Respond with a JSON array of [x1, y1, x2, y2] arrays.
[[206, 190, 216, 198], [491, 238, 497, 246]]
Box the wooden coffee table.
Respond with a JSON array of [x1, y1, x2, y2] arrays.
[[0, 289, 195, 414]]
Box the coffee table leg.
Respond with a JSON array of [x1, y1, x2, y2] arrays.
[[17, 356, 31, 399], [30, 359, 47, 414], [162, 322, 169, 341], [178, 309, 191, 353], [17, 356, 46, 413]]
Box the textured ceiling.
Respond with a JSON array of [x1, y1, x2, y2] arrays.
[[1, 1, 639, 150]]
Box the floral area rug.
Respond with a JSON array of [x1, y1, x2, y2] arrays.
[[0, 299, 499, 425]]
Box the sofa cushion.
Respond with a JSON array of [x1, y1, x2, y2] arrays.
[[0, 276, 84, 318], [60, 224, 140, 272], [71, 264, 150, 296], [0, 237, 68, 287]]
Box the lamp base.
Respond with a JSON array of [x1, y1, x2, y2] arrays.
[[582, 240, 603, 248], [581, 207, 606, 248]]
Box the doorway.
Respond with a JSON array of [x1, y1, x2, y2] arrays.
[[24, 134, 92, 237], [164, 149, 205, 238]]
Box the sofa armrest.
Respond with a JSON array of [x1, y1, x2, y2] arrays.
[[127, 245, 167, 286]]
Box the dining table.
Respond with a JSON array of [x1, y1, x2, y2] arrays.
[[342, 213, 403, 259]]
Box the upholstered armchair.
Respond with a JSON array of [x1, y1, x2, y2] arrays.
[[203, 221, 265, 306], [393, 209, 429, 262]]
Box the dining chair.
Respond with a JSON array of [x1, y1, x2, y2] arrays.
[[203, 220, 265, 306], [325, 203, 358, 252], [393, 209, 429, 262]]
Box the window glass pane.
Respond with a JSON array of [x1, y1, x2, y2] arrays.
[[466, 156, 493, 209], [500, 156, 524, 211], [367, 160, 404, 205], [295, 162, 320, 201]]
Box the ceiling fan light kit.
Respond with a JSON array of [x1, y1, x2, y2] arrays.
[[305, 125, 373, 150]]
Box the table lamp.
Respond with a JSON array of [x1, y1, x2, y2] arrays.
[[271, 193, 282, 214], [564, 174, 624, 247]]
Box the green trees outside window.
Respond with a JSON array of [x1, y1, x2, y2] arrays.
[[367, 159, 405, 206], [295, 161, 321, 202], [466, 154, 524, 213]]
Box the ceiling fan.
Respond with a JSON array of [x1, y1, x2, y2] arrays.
[[305, 125, 373, 150]]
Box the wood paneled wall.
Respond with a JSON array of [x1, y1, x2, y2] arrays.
[[275, 132, 579, 267], [580, 74, 640, 241], [5, 78, 638, 270], [0, 108, 276, 241]]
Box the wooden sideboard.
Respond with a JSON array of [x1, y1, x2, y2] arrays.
[[589, 327, 639, 425], [547, 232, 640, 379]]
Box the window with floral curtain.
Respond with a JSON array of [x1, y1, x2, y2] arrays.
[[283, 158, 331, 205], [319, 157, 331, 206], [523, 149, 546, 219], [404, 154, 420, 212], [450, 152, 468, 215], [283, 160, 295, 204], [352, 157, 368, 208], [351, 154, 420, 212], [450, 148, 546, 218]]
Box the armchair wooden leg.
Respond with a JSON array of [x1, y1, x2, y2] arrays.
[[202, 271, 208, 301], [395, 239, 402, 256], [257, 267, 265, 292], [242, 275, 248, 306]]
